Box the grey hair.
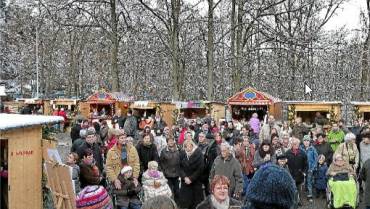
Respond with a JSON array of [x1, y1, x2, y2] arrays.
[[141, 195, 177, 209], [220, 142, 232, 151], [344, 132, 356, 142]]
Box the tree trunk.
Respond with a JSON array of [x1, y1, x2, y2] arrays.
[[110, 0, 119, 92], [361, 0, 370, 100], [230, 0, 237, 93], [234, 0, 244, 92], [207, 0, 214, 101], [170, 0, 182, 100]]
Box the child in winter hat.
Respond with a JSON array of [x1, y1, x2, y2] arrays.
[[76, 185, 113, 209], [246, 164, 296, 209]]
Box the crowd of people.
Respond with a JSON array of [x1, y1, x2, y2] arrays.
[[67, 110, 370, 209]]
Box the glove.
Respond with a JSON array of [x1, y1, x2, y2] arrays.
[[127, 189, 136, 196]]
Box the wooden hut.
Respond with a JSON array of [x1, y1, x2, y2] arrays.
[[79, 91, 131, 121], [2, 101, 24, 113], [0, 114, 63, 209], [351, 102, 370, 121], [49, 99, 79, 113], [129, 101, 177, 128], [173, 101, 226, 123], [16, 98, 51, 115], [227, 87, 282, 121], [283, 101, 342, 126]]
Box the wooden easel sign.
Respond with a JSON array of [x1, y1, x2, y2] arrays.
[[44, 161, 76, 209]]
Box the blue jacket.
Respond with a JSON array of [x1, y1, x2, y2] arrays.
[[314, 163, 328, 190], [300, 145, 318, 172]]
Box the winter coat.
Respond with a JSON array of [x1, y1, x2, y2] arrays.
[[179, 147, 205, 209], [314, 141, 333, 165], [335, 142, 359, 167], [198, 143, 209, 156], [327, 162, 355, 177], [314, 163, 328, 190], [235, 144, 255, 175], [209, 155, 243, 196], [360, 141, 370, 167], [286, 149, 308, 184], [160, 146, 180, 178], [300, 145, 318, 172], [327, 130, 345, 151], [196, 195, 242, 209], [106, 144, 140, 181], [142, 170, 172, 201], [79, 162, 101, 188], [249, 117, 261, 134], [252, 150, 276, 169], [76, 142, 104, 172], [70, 124, 82, 142], [99, 126, 109, 144], [69, 164, 81, 194], [292, 124, 309, 141], [113, 175, 141, 207], [124, 115, 138, 137], [58, 110, 68, 123], [204, 140, 221, 175], [136, 142, 160, 174], [360, 159, 370, 206]]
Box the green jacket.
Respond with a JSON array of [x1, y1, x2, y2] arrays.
[[327, 130, 345, 152]]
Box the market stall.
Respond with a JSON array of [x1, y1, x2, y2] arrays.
[[79, 91, 131, 121], [16, 98, 51, 115], [284, 101, 342, 126], [351, 102, 370, 121], [174, 101, 225, 122], [0, 114, 63, 209], [227, 87, 282, 121]]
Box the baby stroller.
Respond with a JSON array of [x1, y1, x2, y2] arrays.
[[326, 173, 359, 209]]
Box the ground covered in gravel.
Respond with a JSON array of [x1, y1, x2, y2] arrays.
[[55, 132, 366, 209]]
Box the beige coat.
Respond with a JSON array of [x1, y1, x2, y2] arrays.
[[106, 143, 140, 182], [334, 142, 359, 168], [327, 162, 355, 177]]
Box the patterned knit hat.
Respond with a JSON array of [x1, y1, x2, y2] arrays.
[[76, 185, 113, 209], [246, 164, 296, 209]]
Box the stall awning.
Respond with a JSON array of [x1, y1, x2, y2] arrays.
[[130, 101, 156, 109], [174, 101, 208, 109], [86, 101, 115, 105], [227, 87, 281, 106]]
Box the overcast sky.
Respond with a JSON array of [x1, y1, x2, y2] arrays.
[[324, 0, 367, 31]]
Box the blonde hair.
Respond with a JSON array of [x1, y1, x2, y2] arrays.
[[183, 139, 196, 149], [148, 161, 159, 170]]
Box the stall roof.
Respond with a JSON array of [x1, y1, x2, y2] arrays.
[[0, 114, 63, 131], [227, 87, 281, 105], [86, 91, 133, 103], [173, 101, 210, 109], [351, 102, 370, 106], [284, 101, 343, 105]]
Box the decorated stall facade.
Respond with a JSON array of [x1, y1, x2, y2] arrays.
[[284, 101, 342, 126], [79, 91, 131, 120], [0, 114, 63, 209], [227, 87, 282, 121], [351, 102, 370, 121]]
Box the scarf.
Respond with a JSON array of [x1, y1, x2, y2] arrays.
[[292, 148, 299, 156], [210, 195, 229, 209]]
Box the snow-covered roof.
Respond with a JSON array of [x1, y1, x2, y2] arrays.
[[0, 114, 64, 131], [350, 101, 370, 106], [283, 101, 342, 105]]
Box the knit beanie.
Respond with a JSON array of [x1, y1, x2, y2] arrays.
[[246, 164, 296, 209], [76, 185, 113, 209]]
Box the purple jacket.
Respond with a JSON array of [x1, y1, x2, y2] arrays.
[[249, 117, 261, 134]]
